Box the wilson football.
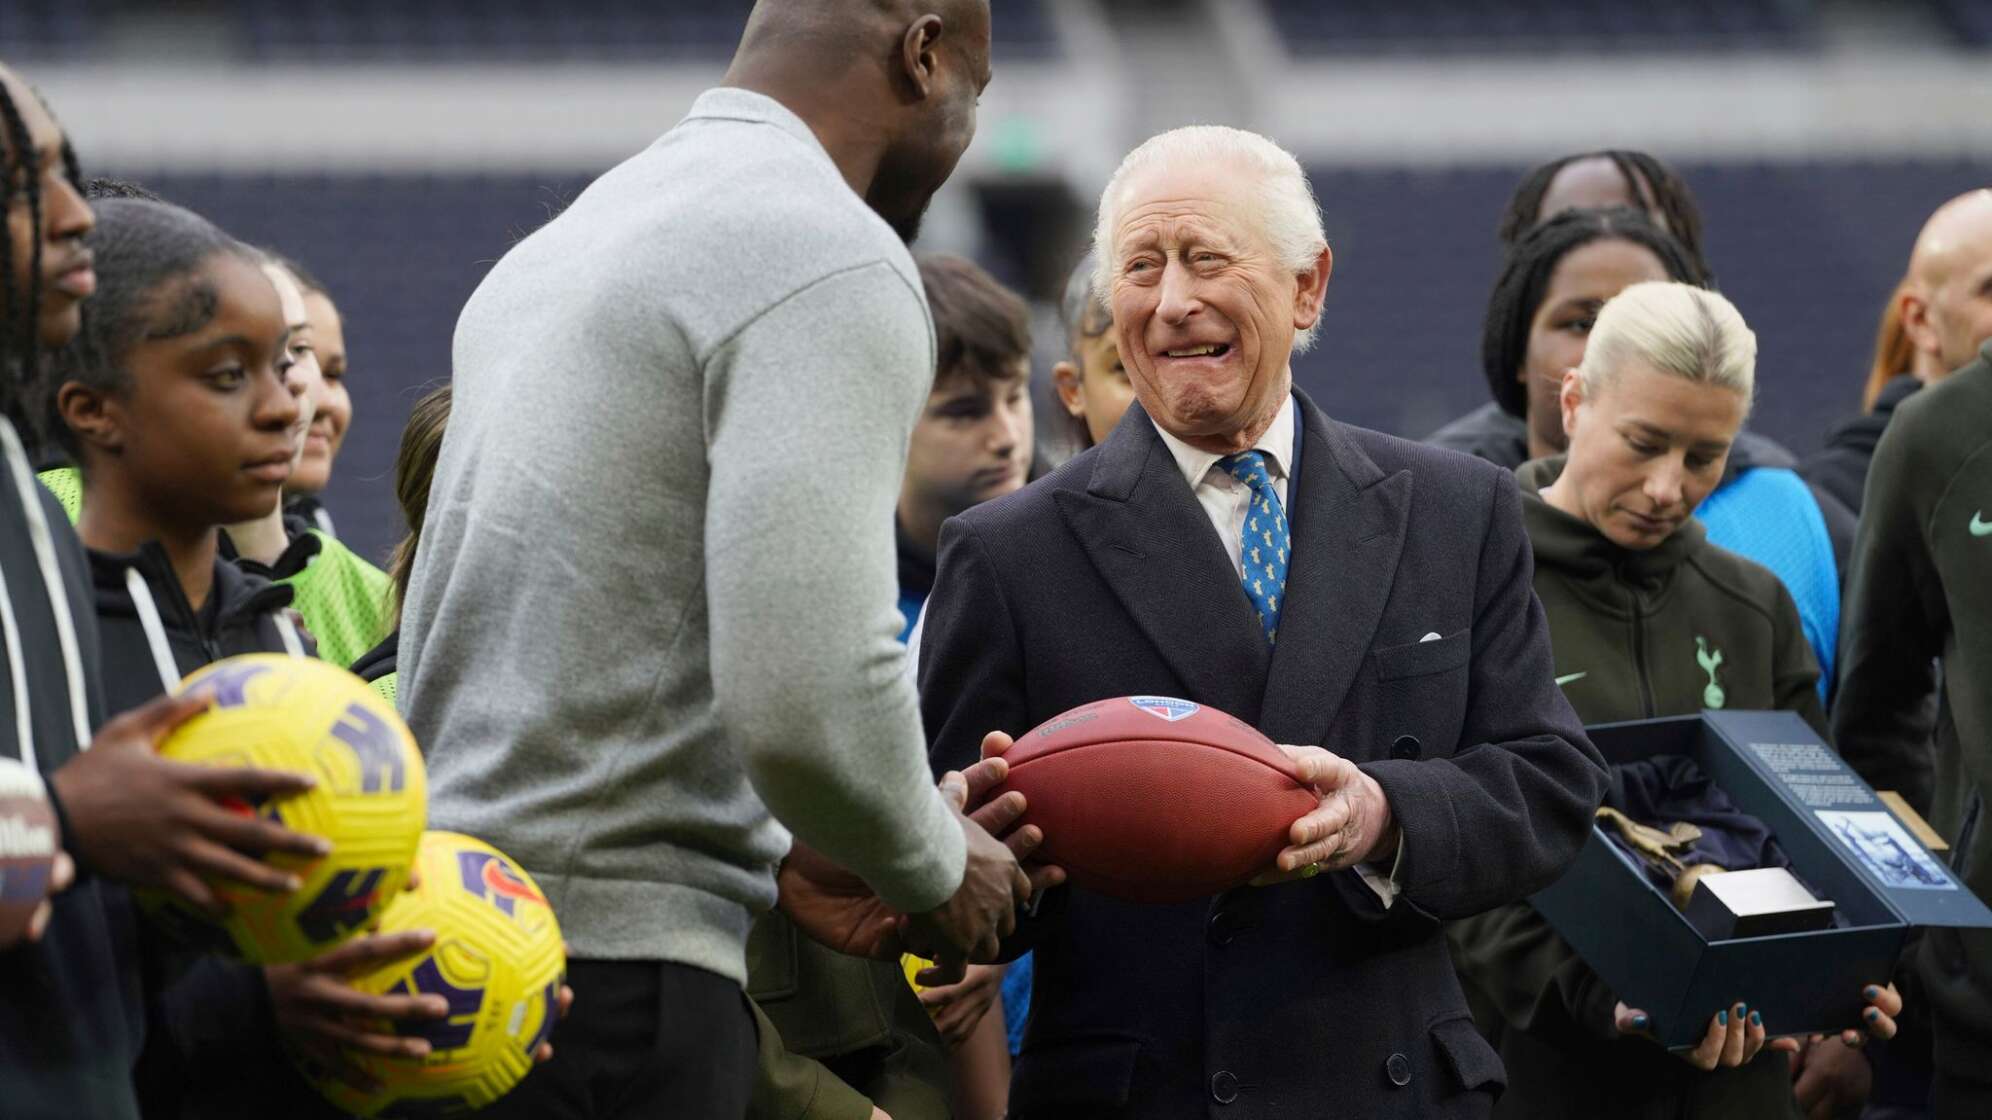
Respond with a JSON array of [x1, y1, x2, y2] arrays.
[[994, 696, 1318, 903]]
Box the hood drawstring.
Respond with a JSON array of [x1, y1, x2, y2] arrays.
[[0, 562, 32, 770], [273, 611, 305, 658], [1, 417, 90, 757], [124, 561, 309, 698], [123, 567, 182, 694]]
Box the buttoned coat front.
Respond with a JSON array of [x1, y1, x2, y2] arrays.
[[918, 392, 1608, 1119]]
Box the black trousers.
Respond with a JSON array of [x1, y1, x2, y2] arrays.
[[482, 959, 757, 1120]]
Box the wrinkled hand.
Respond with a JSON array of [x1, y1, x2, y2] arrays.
[[917, 962, 1005, 1049], [1790, 1033, 1872, 1119], [902, 733, 1038, 980], [1254, 745, 1397, 883], [270, 930, 446, 1091], [1614, 1001, 1800, 1071], [17, 850, 74, 947], [50, 692, 328, 913]]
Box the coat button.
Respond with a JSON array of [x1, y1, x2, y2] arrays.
[[1391, 735, 1420, 760], [1210, 1070, 1239, 1104], [1385, 1052, 1411, 1087], [1207, 910, 1236, 947]]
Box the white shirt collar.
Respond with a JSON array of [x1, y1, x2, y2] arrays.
[[1151, 391, 1297, 492]]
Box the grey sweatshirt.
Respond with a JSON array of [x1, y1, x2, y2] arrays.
[[399, 88, 967, 985]]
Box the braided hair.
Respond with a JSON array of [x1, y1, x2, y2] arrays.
[[1480, 207, 1703, 418], [44, 197, 255, 461], [1496, 150, 1710, 285], [0, 77, 82, 436]]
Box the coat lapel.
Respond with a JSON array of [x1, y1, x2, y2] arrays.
[[1258, 393, 1411, 747], [1053, 403, 1270, 722]]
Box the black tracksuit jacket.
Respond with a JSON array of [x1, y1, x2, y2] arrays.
[[0, 422, 145, 1119], [1834, 341, 1992, 1083], [86, 541, 346, 1118]]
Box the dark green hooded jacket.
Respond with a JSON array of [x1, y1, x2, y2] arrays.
[[1833, 340, 1992, 1083], [1515, 457, 1825, 734], [1448, 457, 1825, 1120]]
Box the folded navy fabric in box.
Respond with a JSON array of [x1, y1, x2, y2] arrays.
[[1605, 755, 1810, 897]]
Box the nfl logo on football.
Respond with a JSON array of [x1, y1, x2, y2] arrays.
[[1129, 696, 1201, 722]]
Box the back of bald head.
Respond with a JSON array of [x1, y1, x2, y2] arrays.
[[1907, 188, 1992, 289], [736, 0, 986, 73]]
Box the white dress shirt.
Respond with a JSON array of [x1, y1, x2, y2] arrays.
[[1150, 394, 1404, 906]]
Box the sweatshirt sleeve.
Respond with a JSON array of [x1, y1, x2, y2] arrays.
[[1832, 422, 1944, 812], [703, 261, 966, 915]]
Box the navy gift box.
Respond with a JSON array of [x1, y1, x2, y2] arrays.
[[1530, 710, 1992, 1049]]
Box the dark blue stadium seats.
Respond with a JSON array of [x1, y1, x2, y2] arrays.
[[232, 0, 1058, 62], [1926, 0, 1992, 45], [1265, 0, 1815, 53], [1296, 159, 1992, 464], [0, 0, 99, 60], [108, 157, 1992, 562]]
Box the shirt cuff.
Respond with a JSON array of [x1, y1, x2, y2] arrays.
[[1355, 834, 1406, 908]]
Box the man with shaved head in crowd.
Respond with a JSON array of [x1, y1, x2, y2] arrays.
[[1834, 187, 1992, 1116], [1901, 190, 1992, 386], [396, 2, 1041, 1116], [1806, 190, 1992, 514]]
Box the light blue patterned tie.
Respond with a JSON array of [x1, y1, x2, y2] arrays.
[[1221, 450, 1289, 643]]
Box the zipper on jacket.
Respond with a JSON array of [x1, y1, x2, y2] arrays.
[[1630, 598, 1656, 718], [138, 544, 222, 666]]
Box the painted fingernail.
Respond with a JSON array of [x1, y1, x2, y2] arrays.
[[1867, 1008, 1880, 1021], [1737, 1003, 1748, 1015], [1718, 1011, 1728, 1026], [1631, 1013, 1648, 1030], [1750, 1011, 1761, 1026], [1864, 986, 1880, 1000]]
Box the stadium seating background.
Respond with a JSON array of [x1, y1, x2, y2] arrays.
[[129, 158, 1992, 567]]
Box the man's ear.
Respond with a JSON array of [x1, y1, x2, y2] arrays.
[[1051, 360, 1086, 416], [1293, 245, 1333, 331], [1557, 368, 1585, 442], [1899, 287, 1939, 366], [56, 381, 123, 454], [898, 15, 945, 100]]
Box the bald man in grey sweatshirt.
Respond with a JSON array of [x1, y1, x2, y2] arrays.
[[398, 6, 1018, 1112]]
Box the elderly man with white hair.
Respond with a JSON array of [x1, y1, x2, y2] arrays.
[[916, 125, 1609, 1117]]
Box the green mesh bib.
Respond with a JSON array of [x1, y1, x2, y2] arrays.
[[37, 466, 82, 522], [286, 531, 393, 669]]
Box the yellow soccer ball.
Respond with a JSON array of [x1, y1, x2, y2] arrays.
[[304, 830, 566, 1118], [139, 653, 426, 964]]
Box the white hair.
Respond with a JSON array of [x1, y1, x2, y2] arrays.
[[1092, 126, 1329, 352], [1579, 281, 1757, 411]]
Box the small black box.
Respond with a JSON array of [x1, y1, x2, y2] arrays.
[[1530, 711, 1992, 1049]]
